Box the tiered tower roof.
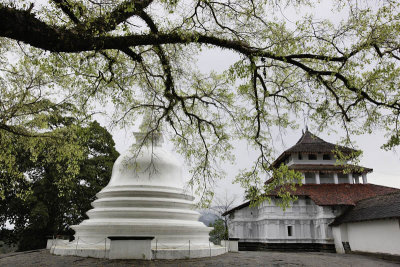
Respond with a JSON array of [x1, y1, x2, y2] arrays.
[[222, 130, 399, 215], [271, 130, 357, 168]]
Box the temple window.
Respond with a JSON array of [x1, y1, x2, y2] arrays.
[[353, 174, 360, 184], [287, 225, 293, 237], [308, 154, 317, 160], [305, 173, 315, 184], [320, 172, 334, 184], [338, 173, 348, 183], [298, 153, 302, 160], [322, 154, 331, 160]]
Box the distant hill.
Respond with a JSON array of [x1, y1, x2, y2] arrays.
[[198, 209, 220, 226]]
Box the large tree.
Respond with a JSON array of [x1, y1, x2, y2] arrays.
[[0, 0, 400, 204], [0, 120, 119, 250]]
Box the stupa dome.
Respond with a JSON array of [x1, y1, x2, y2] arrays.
[[107, 132, 184, 188]]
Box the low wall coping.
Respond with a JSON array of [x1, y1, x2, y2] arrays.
[[108, 236, 155, 240]]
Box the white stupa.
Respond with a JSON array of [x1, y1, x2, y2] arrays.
[[51, 129, 226, 259]]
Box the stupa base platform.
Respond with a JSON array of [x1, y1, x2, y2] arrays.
[[50, 242, 227, 259]]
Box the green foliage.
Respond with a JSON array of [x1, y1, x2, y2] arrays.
[[0, 120, 119, 251], [0, 240, 17, 254], [1, 0, 400, 207], [241, 164, 303, 210], [209, 219, 228, 245]]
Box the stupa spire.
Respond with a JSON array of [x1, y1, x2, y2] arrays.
[[133, 110, 163, 147]]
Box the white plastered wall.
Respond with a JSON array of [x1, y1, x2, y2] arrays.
[[332, 224, 348, 254], [228, 197, 343, 244], [344, 219, 400, 255]]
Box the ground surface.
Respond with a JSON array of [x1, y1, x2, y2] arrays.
[[0, 249, 399, 267]]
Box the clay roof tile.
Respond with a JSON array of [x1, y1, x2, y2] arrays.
[[331, 191, 400, 225]]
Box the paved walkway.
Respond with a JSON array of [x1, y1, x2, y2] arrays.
[[0, 249, 399, 266]]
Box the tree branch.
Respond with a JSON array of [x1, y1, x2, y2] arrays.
[[83, 0, 153, 34], [51, 0, 81, 25]]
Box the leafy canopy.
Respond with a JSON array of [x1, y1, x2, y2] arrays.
[[0, 0, 400, 205], [0, 120, 119, 250]]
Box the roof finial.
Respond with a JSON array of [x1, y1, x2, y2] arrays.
[[305, 125, 308, 132], [134, 110, 164, 146]]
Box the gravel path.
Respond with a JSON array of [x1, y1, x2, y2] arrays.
[[0, 249, 399, 267]]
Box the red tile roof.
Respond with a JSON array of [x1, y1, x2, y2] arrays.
[[223, 184, 399, 215], [272, 184, 399, 206]]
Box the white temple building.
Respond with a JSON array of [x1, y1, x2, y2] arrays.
[[224, 130, 399, 253], [50, 131, 226, 259]]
